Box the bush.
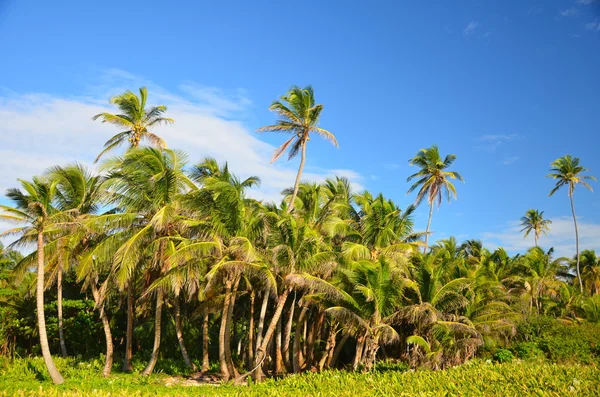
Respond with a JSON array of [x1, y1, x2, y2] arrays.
[[513, 342, 544, 361], [493, 349, 513, 363]]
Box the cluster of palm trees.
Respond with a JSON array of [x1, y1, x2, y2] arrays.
[[0, 86, 597, 385]]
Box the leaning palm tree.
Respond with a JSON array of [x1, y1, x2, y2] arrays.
[[257, 86, 338, 213], [0, 178, 66, 384], [407, 146, 464, 253], [520, 209, 552, 247], [548, 155, 596, 292], [93, 87, 174, 162]]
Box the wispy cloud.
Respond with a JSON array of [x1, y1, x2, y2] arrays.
[[502, 156, 519, 165], [477, 134, 519, 151], [584, 19, 600, 30], [577, 0, 596, 5], [0, 70, 363, 208], [482, 217, 600, 257], [463, 21, 480, 36], [561, 7, 580, 17]]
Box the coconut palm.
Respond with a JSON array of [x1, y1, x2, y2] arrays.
[[93, 87, 174, 162], [407, 146, 464, 253], [0, 178, 66, 384], [520, 209, 551, 247], [548, 155, 596, 292], [257, 86, 338, 213]]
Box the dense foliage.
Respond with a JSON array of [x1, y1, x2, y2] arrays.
[[0, 87, 598, 391]]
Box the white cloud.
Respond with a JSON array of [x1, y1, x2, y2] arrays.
[[502, 156, 519, 165], [561, 7, 580, 17], [482, 217, 600, 257], [463, 21, 480, 36], [577, 0, 596, 5], [477, 134, 518, 151], [584, 20, 600, 31], [0, 71, 363, 209]]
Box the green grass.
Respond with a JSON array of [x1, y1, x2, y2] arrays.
[[1, 357, 599, 396]]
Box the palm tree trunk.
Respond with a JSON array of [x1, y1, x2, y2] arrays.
[[225, 277, 240, 378], [219, 278, 233, 380], [282, 293, 296, 372], [57, 264, 67, 358], [248, 291, 255, 367], [255, 293, 269, 353], [286, 138, 307, 214], [202, 312, 210, 372], [91, 281, 113, 377], [174, 295, 196, 370], [245, 288, 290, 382], [293, 306, 308, 373], [534, 234, 539, 248], [353, 332, 366, 370], [274, 317, 284, 374], [330, 333, 348, 368], [123, 282, 134, 372], [570, 191, 584, 293], [141, 289, 163, 376], [36, 231, 64, 385], [424, 202, 434, 254]]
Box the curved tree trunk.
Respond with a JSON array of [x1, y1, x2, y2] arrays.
[[286, 138, 307, 214], [319, 324, 337, 370], [91, 281, 113, 377], [141, 289, 163, 376], [255, 293, 269, 354], [219, 278, 233, 380], [352, 332, 366, 370], [202, 312, 210, 372], [570, 191, 584, 293], [57, 264, 67, 358], [123, 282, 134, 372], [330, 333, 348, 369], [274, 316, 284, 374], [424, 202, 434, 254], [282, 293, 296, 372], [174, 295, 196, 370], [37, 231, 64, 385], [224, 277, 240, 378], [293, 306, 308, 373]]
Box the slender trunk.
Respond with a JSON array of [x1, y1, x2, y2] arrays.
[[91, 281, 113, 377], [202, 313, 210, 372], [225, 277, 240, 378], [123, 282, 134, 372], [57, 265, 67, 358], [424, 202, 434, 254], [534, 234, 538, 248], [36, 231, 64, 385], [274, 316, 284, 374], [306, 311, 325, 369], [248, 291, 255, 367], [174, 295, 196, 370], [286, 137, 307, 214], [255, 293, 269, 352], [219, 279, 233, 380], [293, 306, 308, 373], [141, 289, 163, 376], [319, 325, 337, 370], [353, 332, 366, 370], [570, 191, 584, 293], [329, 333, 348, 368], [242, 288, 290, 383], [282, 293, 296, 372]]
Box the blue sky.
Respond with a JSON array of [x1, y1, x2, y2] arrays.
[[0, 0, 599, 255]]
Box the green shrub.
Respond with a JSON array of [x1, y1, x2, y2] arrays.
[[513, 342, 545, 361], [493, 349, 514, 363]]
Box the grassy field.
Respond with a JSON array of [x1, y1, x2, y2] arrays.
[[1, 358, 599, 396]]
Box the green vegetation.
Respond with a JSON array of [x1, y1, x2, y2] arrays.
[[0, 86, 598, 395]]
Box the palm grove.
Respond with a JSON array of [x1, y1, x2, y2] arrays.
[[0, 87, 598, 385]]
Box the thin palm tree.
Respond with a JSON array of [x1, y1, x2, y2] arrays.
[[257, 86, 338, 213], [407, 146, 464, 253], [520, 209, 552, 247], [548, 155, 596, 292], [0, 178, 66, 384], [93, 87, 174, 162]]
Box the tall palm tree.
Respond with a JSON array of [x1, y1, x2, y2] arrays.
[[257, 86, 338, 213], [548, 155, 596, 292], [520, 209, 552, 247], [0, 178, 66, 384], [407, 146, 464, 253], [93, 87, 174, 162]]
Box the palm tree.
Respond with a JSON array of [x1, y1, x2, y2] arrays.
[[548, 155, 596, 292], [407, 146, 464, 253], [257, 86, 338, 213], [93, 87, 174, 162], [0, 178, 66, 384], [520, 210, 551, 247]]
